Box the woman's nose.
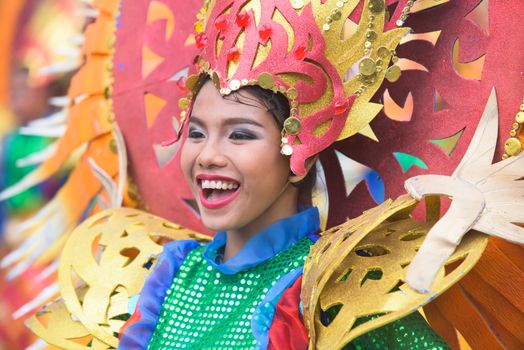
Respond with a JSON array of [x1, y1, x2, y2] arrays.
[[196, 139, 228, 169]]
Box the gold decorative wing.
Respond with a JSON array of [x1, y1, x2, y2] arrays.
[[302, 195, 489, 349], [26, 208, 210, 349]]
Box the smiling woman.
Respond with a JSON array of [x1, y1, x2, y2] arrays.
[[182, 80, 306, 259], [118, 75, 449, 349], [115, 0, 456, 348], [11, 1, 524, 350]]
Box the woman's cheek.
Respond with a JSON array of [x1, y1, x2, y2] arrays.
[[180, 143, 197, 185]]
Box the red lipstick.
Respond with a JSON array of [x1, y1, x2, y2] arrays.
[[196, 174, 241, 209]]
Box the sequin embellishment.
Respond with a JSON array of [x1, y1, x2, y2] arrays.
[[147, 237, 313, 349]]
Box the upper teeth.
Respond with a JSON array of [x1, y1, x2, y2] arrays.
[[201, 180, 239, 190]]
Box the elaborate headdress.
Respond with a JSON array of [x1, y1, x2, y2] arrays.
[[177, 0, 413, 175]]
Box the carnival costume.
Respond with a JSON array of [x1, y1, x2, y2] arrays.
[[0, 0, 523, 349], [120, 208, 448, 349]]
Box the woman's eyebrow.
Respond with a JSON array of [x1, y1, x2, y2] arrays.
[[188, 115, 205, 126], [190, 115, 264, 128], [223, 117, 264, 128]]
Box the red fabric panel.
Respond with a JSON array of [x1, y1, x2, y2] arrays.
[[267, 275, 308, 350], [119, 306, 142, 339]]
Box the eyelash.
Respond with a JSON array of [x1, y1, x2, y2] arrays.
[[229, 130, 257, 140], [188, 128, 205, 139]]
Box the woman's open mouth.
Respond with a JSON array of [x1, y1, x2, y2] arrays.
[[197, 176, 241, 209]]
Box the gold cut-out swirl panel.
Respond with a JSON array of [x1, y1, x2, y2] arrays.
[[27, 208, 210, 349], [302, 195, 488, 349]]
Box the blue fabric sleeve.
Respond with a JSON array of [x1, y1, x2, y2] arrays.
[[118, 240, 201, 350]]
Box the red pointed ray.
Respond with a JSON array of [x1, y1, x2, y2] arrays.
[[112, 0, 209, 233], [322, 0, 524, 227]]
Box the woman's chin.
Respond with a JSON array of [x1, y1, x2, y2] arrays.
[[196, 197, 243, 232], [200, 214, 235, 233]]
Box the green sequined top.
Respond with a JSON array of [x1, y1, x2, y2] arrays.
[[148, 237, 313, 349], [346, 312, 450, 350]]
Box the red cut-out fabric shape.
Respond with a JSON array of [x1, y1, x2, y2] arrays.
[[335, 97, 350, 115], [118, 307, 142, 339], [195, 33, 207, 49], [214, 17, 230, 33], [324, 0, 524, 227], [259, 24, 272, 43], [236, 11, 250, 28], [293, 45, 307, 60], [267, 276, 308, 350], [227, 47, 241, 63]]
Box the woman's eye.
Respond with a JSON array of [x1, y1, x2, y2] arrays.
[[188, 129, 205, 139], [229, 130, 257, 140]]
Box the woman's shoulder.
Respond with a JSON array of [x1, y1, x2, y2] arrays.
[[118, 239, 204, 348], [147, 239, 204, 284]]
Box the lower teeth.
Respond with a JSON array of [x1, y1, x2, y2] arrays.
[[207, 189, 235, 201]]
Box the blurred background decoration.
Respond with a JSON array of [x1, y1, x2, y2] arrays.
[[0, 0, 83, 349]]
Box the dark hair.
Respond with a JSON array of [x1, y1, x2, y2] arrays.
[[192, 74, 317, 207]]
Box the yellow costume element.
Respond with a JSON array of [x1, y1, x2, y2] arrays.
[[26, 198, 486, 349], [27, 208, 209, 349]]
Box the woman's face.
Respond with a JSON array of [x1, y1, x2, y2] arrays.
[[181, 81, 295, 234]]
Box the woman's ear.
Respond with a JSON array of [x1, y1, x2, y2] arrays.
[[289, 156, 318, 184]]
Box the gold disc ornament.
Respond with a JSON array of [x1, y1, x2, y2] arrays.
[[284, 117, 302, 135], [385, 65, 401, 82]]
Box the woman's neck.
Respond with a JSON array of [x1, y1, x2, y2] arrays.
[[222, 187, 298, 262]]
